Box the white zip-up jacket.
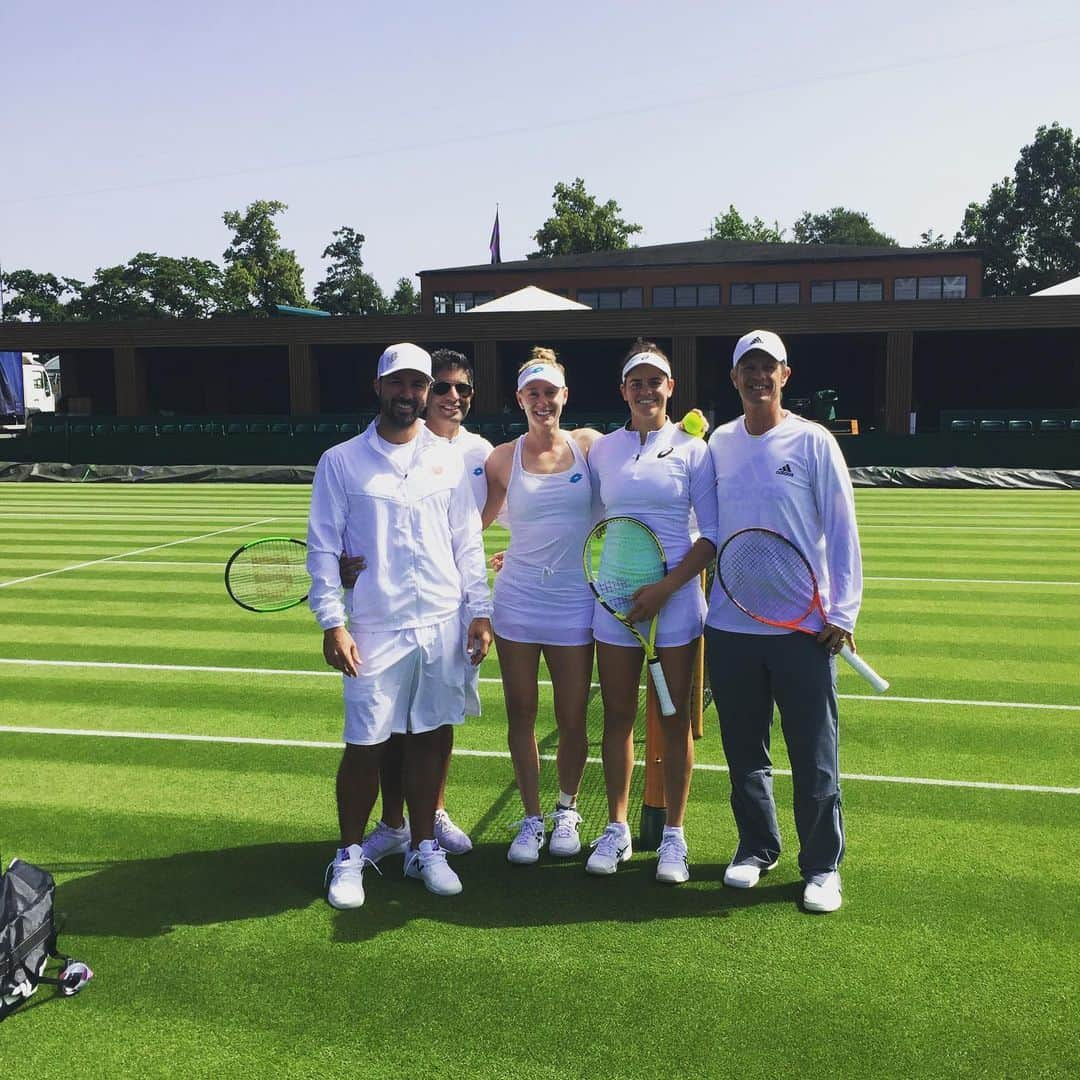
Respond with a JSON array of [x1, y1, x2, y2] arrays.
[[306, 420, 492, 632]]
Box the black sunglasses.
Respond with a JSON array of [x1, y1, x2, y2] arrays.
[[431, 381, 474, 397]]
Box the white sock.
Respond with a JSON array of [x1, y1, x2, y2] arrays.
[[662, 825, 685, 841], [557, 790, 577, 810]]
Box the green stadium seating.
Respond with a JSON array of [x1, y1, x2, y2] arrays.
[[71, 423, 91, 435], [949, 419, 976, 434], [181, 423, 201, 434], [93, 423, 113, 436], [506, 422, 527, 437], [315, 422, 337, 434], [977, 419, 1006, 434], [226, 423, 245, 435], [245, 422, 270, 434], [137, 423, 157, 435], [270, 423, 292, 435], [606, 420, 626, 432], [1070, 420, 1080, 433], [159, 423, 179, 435], [293, 423, 314, 434], [1039, 419, 1066, 432], [337, 422, 359, 435], [113, 424, 133, 435], [1007, 420, 1033, 434]]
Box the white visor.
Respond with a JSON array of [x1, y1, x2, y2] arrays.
[[516, 363, 566, 391], [621, 352, 672, 382]]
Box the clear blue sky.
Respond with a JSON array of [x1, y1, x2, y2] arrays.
[[3, 0, 1078, 296]]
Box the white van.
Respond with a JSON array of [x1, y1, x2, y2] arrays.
[[0, 352, 56, 431]]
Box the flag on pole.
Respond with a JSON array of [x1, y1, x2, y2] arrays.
[[489, 207, 501, 264]]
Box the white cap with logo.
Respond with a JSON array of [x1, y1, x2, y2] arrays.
[[377, 343, 433, 380], [732, 330, 787, 368]]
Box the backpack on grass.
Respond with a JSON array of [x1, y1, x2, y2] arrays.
[[1, 858, 93, 1021]]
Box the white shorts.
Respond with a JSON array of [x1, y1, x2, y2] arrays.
[[342, 617, 469, 746], [592, 580, 706, 649], [460, 609, 481, 718]]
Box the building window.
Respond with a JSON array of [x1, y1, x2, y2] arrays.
[[894, 277, 917, 301], [894, 275, 967, 301], [434, 290, 495, 314], [576, 287, 643, 309], [733, 282, 799, 305], [652, 284, 721, 308], [811, 279, 884, 303]]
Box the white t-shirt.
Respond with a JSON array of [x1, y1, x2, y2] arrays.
[[588, 420, 718, 571], [706, 412, 862, 635], [445, 427, 495, 511]]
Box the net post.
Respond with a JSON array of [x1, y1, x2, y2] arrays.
[[639, 674, 665, 850]]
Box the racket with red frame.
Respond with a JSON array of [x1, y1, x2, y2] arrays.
[[717, 527, 889, 693]]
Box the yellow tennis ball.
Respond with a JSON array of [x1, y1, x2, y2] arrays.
[[681, 410, 706, 438]]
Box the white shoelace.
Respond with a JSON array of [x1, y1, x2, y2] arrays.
[[656, 836, 688, 865], [509, 816, 545, 841], [590, 825, 629, 857], [405, 844, 448, 876], [325, 852, 381, 887], [546, 808, 581, 839]]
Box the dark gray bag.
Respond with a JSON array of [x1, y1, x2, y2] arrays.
[[0, 859, 92, 1021]]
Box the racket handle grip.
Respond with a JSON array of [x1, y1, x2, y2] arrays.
[[648, 657, 678, 716], [838, 644, 889, 694]]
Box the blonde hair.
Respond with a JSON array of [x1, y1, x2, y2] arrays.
[[517, 346, 565, 375]]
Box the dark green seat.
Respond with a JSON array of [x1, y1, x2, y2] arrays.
[[977, 419, 1006, 434], [506, 422, 527, 437], [136, 423, 157, 435], [93, 423, 113, 436], [315, 422, 337, 434], [71, 423, 91, 435], [1039, 418, 1065, 432], [337, 422, 359, 435], [181, 423, 201, 434], [270, 423, 292, 435], [1070, 420, 1080, 432], [226, 423, 245, 435], [159, 423, 179, 435], [246, 422, 270, 434], [113, 423, 133, 434], [949, 419, 976, 434], [1007, 419, 1032, 434], [293, 422, 314, 434]]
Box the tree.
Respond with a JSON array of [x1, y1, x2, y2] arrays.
[[707, 205, 785, 242], [957, 122, 1080, 295], [917, 228, 948, 250], [528, 178, 642, 258], [0, 269, 82, 321], [219, 200, 307, 316], [385, 277, 420, 315], [792, 207, 897, 247], [312, 227, 386, 315], [70, 253, 222, 320]]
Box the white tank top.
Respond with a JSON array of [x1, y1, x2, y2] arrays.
[[499, 434, 595, 591]]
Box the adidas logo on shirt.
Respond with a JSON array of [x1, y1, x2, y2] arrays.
[[775, 463, 794, 477]]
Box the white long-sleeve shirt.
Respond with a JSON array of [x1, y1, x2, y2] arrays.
[[306, 421, 492, 631], [706, 412, 862, 634]]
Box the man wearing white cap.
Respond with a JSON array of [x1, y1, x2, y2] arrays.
[[307, 343, 493, 909], [705, 330, 863, 913]]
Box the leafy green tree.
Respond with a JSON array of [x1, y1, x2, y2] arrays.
[[71, 253, 222, 320], [957, 122, 1080, 295], [792, 207, 897, 246], [0, 269, 82, 321], [385, 277, 420, 315], [219, 200, 307, 316], [528, 178, 642, 258], [917, 228, 948, 249], [707, 205, 785, 242], [312, 227, 386, 315]]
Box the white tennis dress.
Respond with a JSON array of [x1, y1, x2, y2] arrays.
[[492, 434, 597, 646], [588, 421, 718, 648]]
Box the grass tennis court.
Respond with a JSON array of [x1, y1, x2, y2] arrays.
[[1, 483, 1077, 1077]]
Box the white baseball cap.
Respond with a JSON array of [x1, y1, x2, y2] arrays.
[[732, 330, 787, 368], [377, 343, 432, 380], [621, 351, 673, 381]]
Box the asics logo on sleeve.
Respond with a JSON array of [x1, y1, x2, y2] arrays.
[[775, 463, 794, 477]]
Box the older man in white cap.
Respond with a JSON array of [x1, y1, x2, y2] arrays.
[[705, 330, 863, 914], [307, 343, 493, 909]]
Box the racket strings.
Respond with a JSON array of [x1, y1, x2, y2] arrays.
[[228, 540, 308, 608], [587, 522, 665, 618], [720, 533, 815, 625]]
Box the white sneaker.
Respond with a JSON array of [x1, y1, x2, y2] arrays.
[[585, 823, 632, 875], [723, 857, 779, 889], [325, 844, 379, 909], [404, 839, 462, 896], [434, 808, 473, 855], [548, 807, 583, 858], [655, 833, 690, 884], [361, 819, 410, 864], [803, 871, 842, 913], [507, 816, 546, 864]]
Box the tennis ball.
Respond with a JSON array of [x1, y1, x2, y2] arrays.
[[681, 410, 706, 438]]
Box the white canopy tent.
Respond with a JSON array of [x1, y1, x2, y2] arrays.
[[1032, 275, 1080, 296], [466, 285, 590, 313]]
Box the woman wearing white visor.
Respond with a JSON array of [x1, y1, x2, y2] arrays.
[[482, 348, 600, 866], [585, 340, 718, 883]]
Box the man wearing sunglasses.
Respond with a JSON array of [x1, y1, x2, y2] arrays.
[[340, 349, 496, 866]]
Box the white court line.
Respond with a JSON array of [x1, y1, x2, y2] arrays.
[[861, 525, 1080, 533], [0, 724, 1075, 796], [0, 519, 278, 590], [0, 513, 282, 521], [0, 657, 1078, 712], [866, 575, 1080, 586]]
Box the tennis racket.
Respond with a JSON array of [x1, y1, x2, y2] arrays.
[[717, 527, 889, 693], [224, 537, 309, 612], [583, 516, 677, 716]]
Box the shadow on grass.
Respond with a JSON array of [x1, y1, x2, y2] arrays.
[[50, 839, 801, 942]]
